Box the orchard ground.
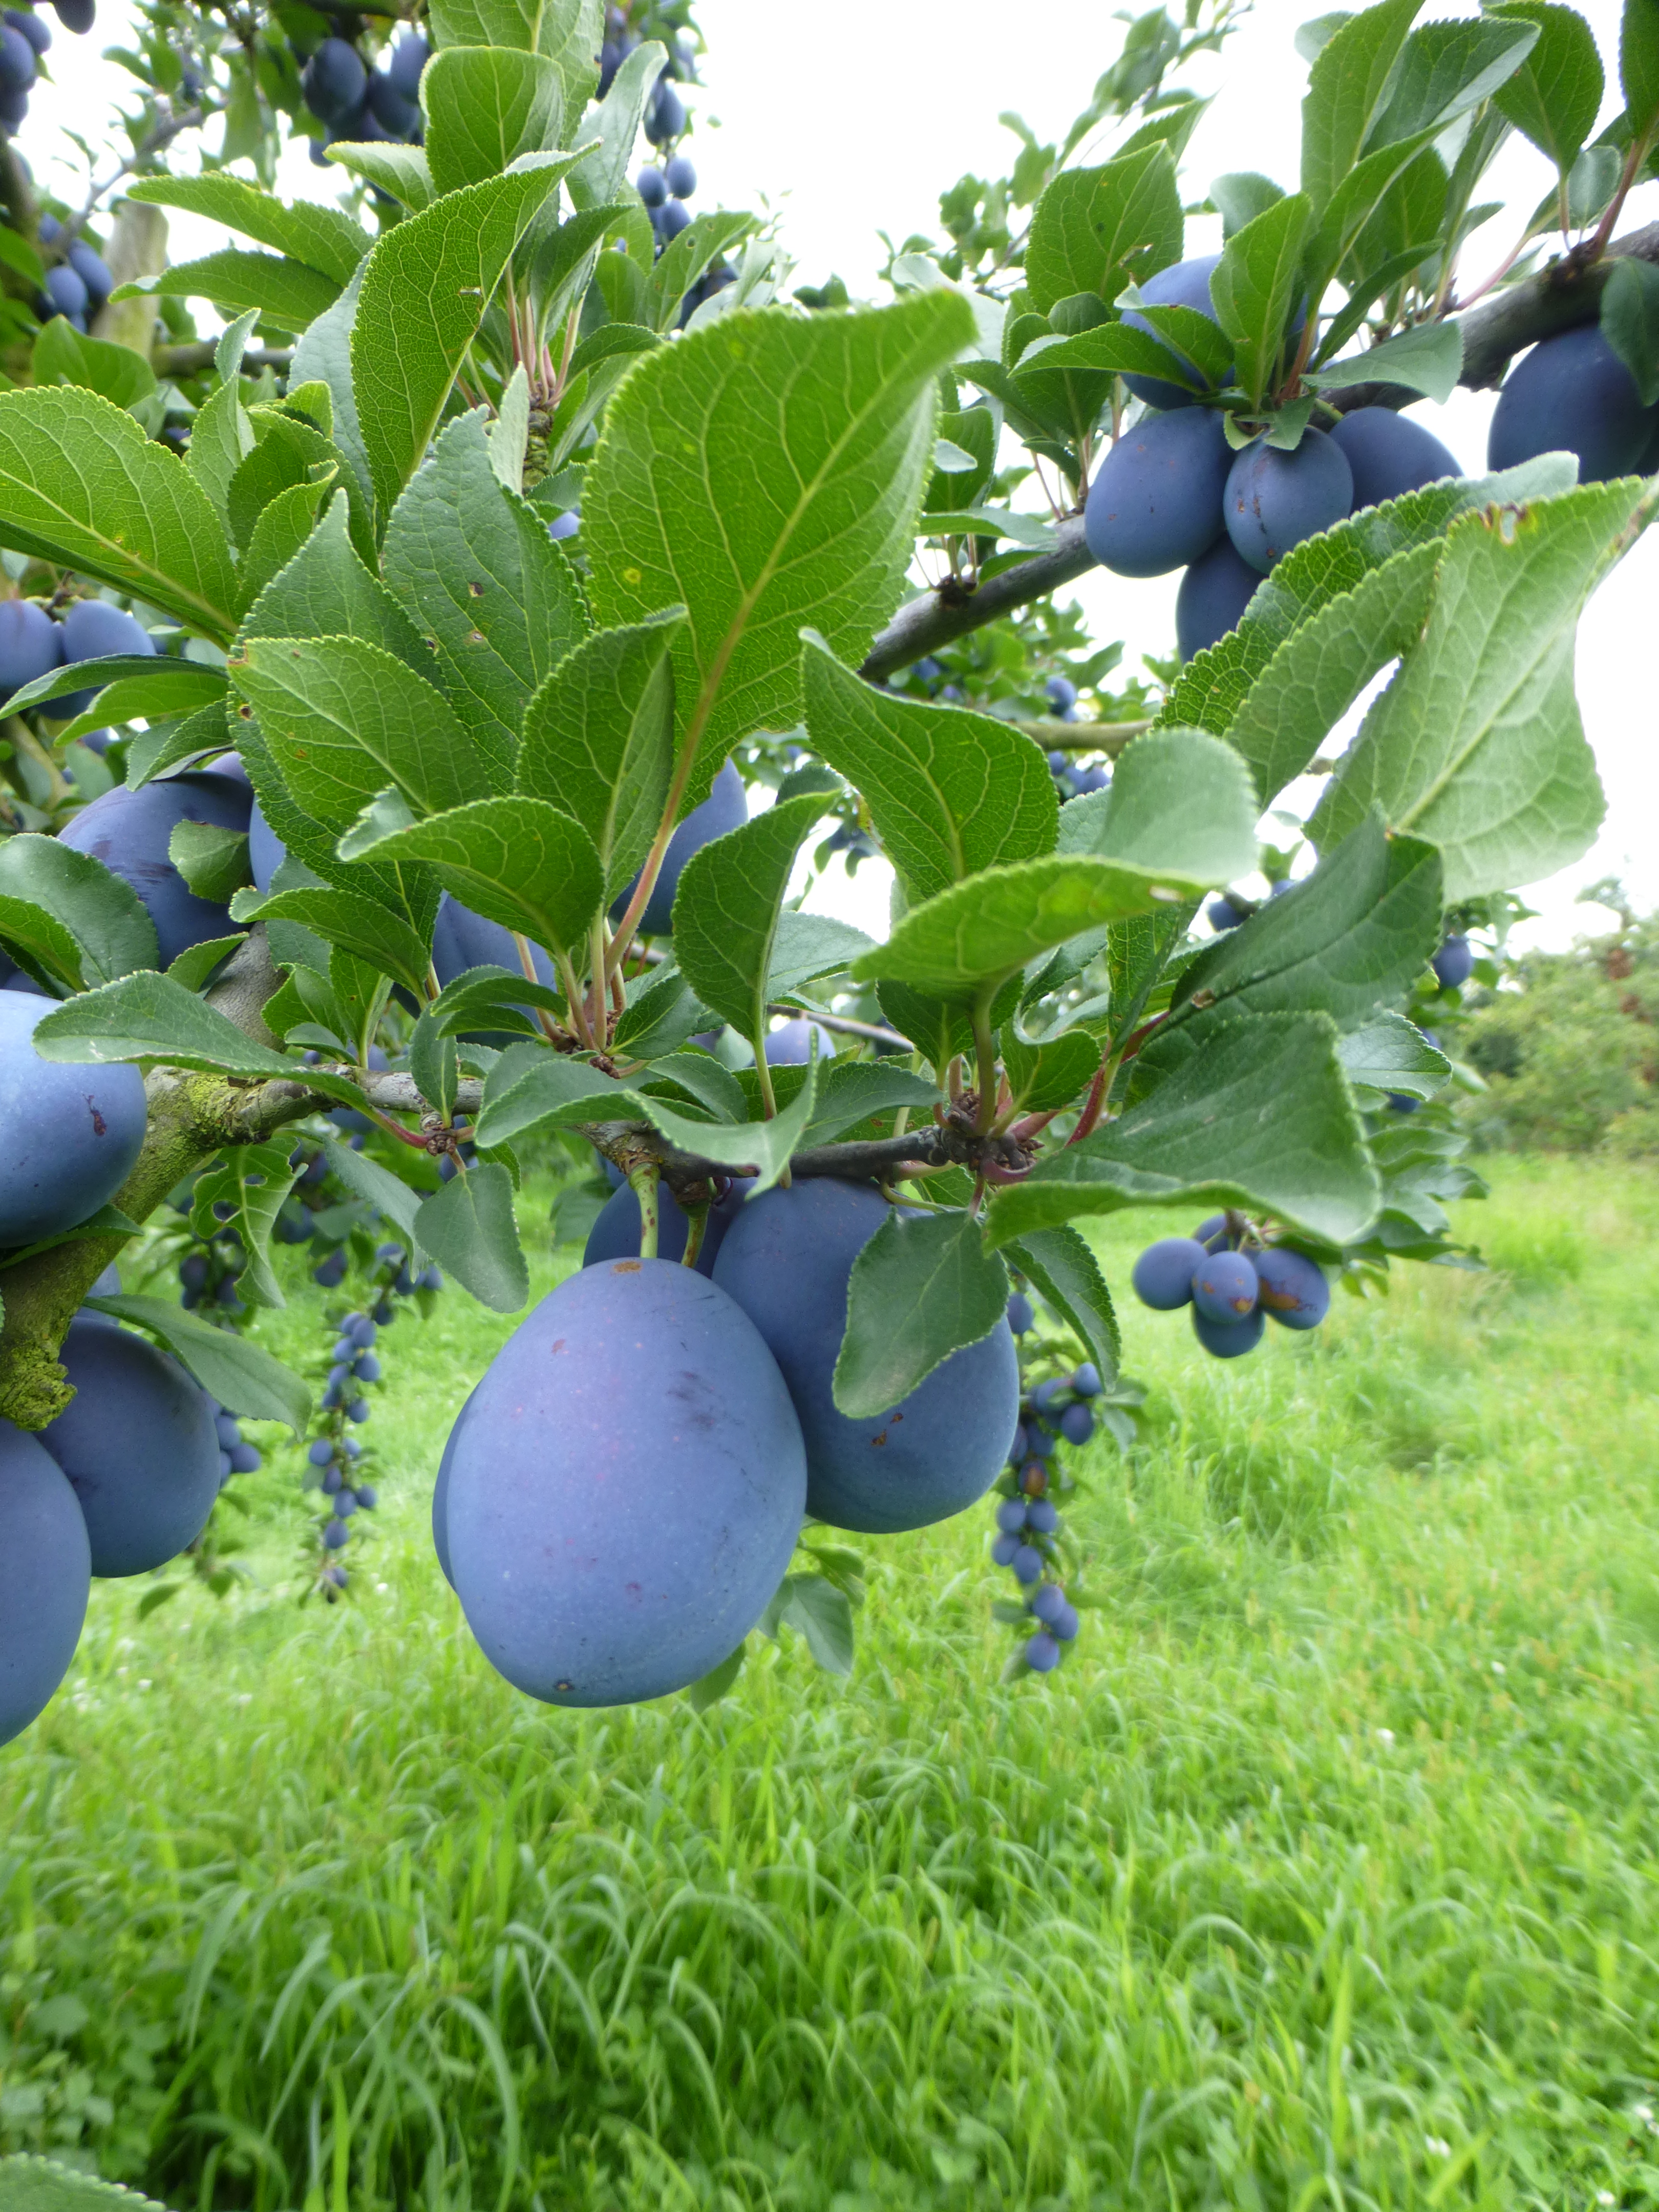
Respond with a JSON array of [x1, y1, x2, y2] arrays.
[[3, 1157, 1658, 2209]]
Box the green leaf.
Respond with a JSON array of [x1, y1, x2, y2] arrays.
[[327, 140, 436, 213], [1622, 0, 1659, 135], [1336, 1009, 1450, 1098], [569, 37, 665, 210], [382, 408, 592, 776], [1311, 481, 1649, 897], [1602, 254, 1659, 405], [610, 964, 713, 1059], [288, 266, 377, 526], [127, 702, 238, 791], [1002, 1026, 1100, 1113], [645, 1049, 822, 1195], [0, 2152, 176, 2207], [344, 797, 604, 963], [516, 610, 679, 899], [833, 1206, 1008, 1419], [422, 46, 562, 198], [646, 209, 762, 334], [351, 154, 577, 516], [674, 791, 831, 1050], [236, 476, 331, 617], [767, 911, 876, 1003], [1306, 317, 1462, 401], [84, 1293, 311, 1433], [1366, 15, 1541, 147], [686, 1641, 747, 1708], [413, 1161, 529, 1312], [115, 250, 341, 334], [583, 290, 975, 803], [1003, 1225, 1121, 1390], [428, 963, 564, 1040], [773, 1574, 856, 1674], [476, 1048, 636, 1146], [126, 175, 371, 286], [230, 885, 433, 997], [31, 972, 353, 1095], [0, 388, 239, 644], [429, 0, 600, 113], [1024, 144, 1184, 312], [1210, 171, 1287, 238], [1210, 190, 1312, 407], [320, 1134, 425, 1244], [230, 635, 493, 828], [985, 1013, 1380, 1249], [801, 1059, 939, 1145], [0, 653, 224, 722], [166, 933, 246, 992], [0, 833, 158, 987], [1301, 0, 1424, 215], [168, 821, 250, 904], [1488, 4, 1603, 174], [31, 317, 159, 414], [188, 1139, 300, 1309], [800, 633, 1058, 903]]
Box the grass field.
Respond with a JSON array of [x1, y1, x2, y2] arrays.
[[3, 1157, 1659, 2212]]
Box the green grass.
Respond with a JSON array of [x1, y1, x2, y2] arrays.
[[5, 1157, 1659, 2212]]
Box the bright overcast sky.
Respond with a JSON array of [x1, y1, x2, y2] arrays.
[[27, 0, 1658, 949]]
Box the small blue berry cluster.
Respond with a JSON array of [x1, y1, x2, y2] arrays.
[[32, 209, 112, 331], [302, 27, 427, 166], [0, 2, 95, 145], [175, 1206, 248, 1316], [1131, 1213, 1331, 1359], [989, 1289, 1101, 1674]]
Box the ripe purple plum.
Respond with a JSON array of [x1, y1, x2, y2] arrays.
[[1252, 1246, 1330, 1330], [1175, 539, 1262, 661], [582, 1175, 751, 1275], [1130, 1236, 1208, 1311], [1084, 407, 1231, 578], [612, 758, 748, 936], [0, 994, 146, 1245], [1487, 324, 1656, 484], [1328, 406, 1460, 508], [1224, 429, 1353, 575], [1120, 251, 1227, 409], [0, 1420, 90, 1746], [59, 769, 252, 964], [1191, 1248, 1259, 1323]]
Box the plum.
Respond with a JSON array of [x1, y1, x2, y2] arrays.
[[6, 9, 49, 53], [1206, 893, 1245, 930], [1083, 407, 1231, 578], [386, 28, 427, 98], [303, 35, 366, 123], [1045, 674, 1077, 712], [0, 25, 35, 92], [430, 894, 559, 1037], [1192, 1305, 1265, 1357], [0, 1420, 89, 1747], [60, 769, 251, 964], [445, 1260, 805, 1706], [764, 1017, 836, 1064], [1120, 251, 1227, 409], [66, 240, 111, 305], [711, 1179, 1019, 1534], [1191, 1248, 1259, 1323], [1006, 1291, 1034, 1334], [1328, 406, 1459, 508], [1252, 1246, 1330, 1329], [1487, 323, 1657, 483], [1130, 1235, 1208, 1311], [582, 1175, 751, 1275], [50, 597, 153, 717], [0, 598, 62, 701], [1432, 933, 1473, 989], [636, 164, 667, 206], [611, 757, 747, 937], [1224, 428, 1353, 574], [41, 1319, 221, 1576], [1175, 539, 1262, 661], [664, 153, 696, 198], [0, 994, 145, 1245]]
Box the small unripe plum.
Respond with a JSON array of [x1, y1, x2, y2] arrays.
[[1192, 1305, 1265, 1358], [1487, 323, 1656, 483], [1012, 1544, 1044, 1585], [446, 1261, 806, 1706], [42, 1319, 220, 1575], [1025, 1630, 1060, 1670], [1224, 429, 1353, 575], [1176, 539, 1262, 662], [60, 769, 252, 965], [1328, 406, 1459, 509], [0, 1420, 89, 1747], [1253, 1246, 1330, 1329], [1026, 1497, 1059, 1535], [1071, 1362, 1101, 1397], [0, 598, 62, 700], [1006, 1292, 1034, 1334], [1131, 1235, 1208, 1311], [582, 1175, 750, 1277], [712, 1178, 1018, 1534], [612, 758, 747, 936], [1059, 1402, 1094, 1445], [1191, 1248, 1259, 1323], [1432, 933, 1473, 989], [1121, 251, 1227, 409], [1084, 407, 1231, 578], [1030, 1581, 1067, 1626], [303, 36, 366, 124], [0, 994, 145, 1245], [764, 1017, 836, 1065]]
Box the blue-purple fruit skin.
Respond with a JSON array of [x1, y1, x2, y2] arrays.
[[1084, 407, 1231, 578], [1192, 1248, 1259, 1323], [1192, 1305, 1265, 1358], [764, 1017, 836, 1064], [1176, 539, 1262, 661], [1025, 1630, 1060, 1671], [613, 758, 748, 935], [303, 35, 366, 122], [712, 1178, 1019, 1535], [0, 1421, 90, 1747], [1328, 406, 1460, 508], [42, 1320, 220, 1576], [1487, 324, 1656, 484], [635, 164, 667, 206], [1030, 1581, 1066, 1626], [1059, 1402, 1094, 1445], [387, 28, 427, 97], [0, 599, 61, 700], [582, 1175, 751, 1277], [1026, 1496, 1059, 1534], [1006, 1292, 1034, 1334], [1252, 1247, 1330, 1330], [0, 994, 145, 1245], [1432, 933, 1474, 989], [59, 770, 251, 964], [1121, 251, 1226, 409], [445, 1260, 805, 1707], [247, 793, 284, 892], [1223, 429, 1353, 575], [1131, 1236, 1209, 1311]]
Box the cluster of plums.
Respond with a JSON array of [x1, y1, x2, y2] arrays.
[[306, 1294, 392, 1590], [0, 595, 152, 720], [0, 1287, 254, 1748], [1, 0, 94, 141], [1132, 1216, 1330, 1358], [302, 26, 427, 162], [990, 1292, 1096, 1672], [433, 1176, 1020, 1708], [31, 209, 112, 333], [600, 4, 694, 136]]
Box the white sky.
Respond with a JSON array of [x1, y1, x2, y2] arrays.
[[26, 0, 1658, 951]]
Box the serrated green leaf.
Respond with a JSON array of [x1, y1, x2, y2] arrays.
[[0, 388, 239, 643], [1003, 1026, 1099, 1113], [189, 1139, 300, 1309], [1366, 15, 1541, 148], [1301, 0, 1424, 215], [126, 702, 237, 791], [1024, 144, 1183, 312], [569, 36, 665, 210], [1602, 253, 1659, 405], [0, 2152, 177, 2207], [31, 972, 355, 1095], [320, 1134, 425, 1244], [674, 791, 830, 1050], [116, 250, 341, 334], [288, 267, 377, 525], [645, 1049, 821, 1193], [345, 797, 604, 963], [422, 46, 562, 198], [236, 477, 331, 618], [32, 317, 159, 414], [517, 610, 679, 899], [1210, 190, 1312, 408], [1211, 171, 1288, 238], [1622, 0, 1659, 134], [0, 653, 223, 722], [166, 933, 246, 992], [583, 291, 975, 805], [1337, 1009, 1450, 1098], [801, 633, 1058, 903], [986, 1012, 1379, 1248], [1004, 1225, 1121, 1389], [0, 832, 158, 987], [833, 1206, 1007, 1419], [413, 1160, 528, 1311], [646, 209, 763, 333], [612, 963, 714, 1059], [428, 963, 564, 1040], [801, 1059, 939, 1145], [126, 175, 371, 285], [475, 1047, 635, 1147], [351, 154, 577, 516], [1311, 481, 1649, 896], [231, 885, 433, 997], [168, 821, 250, 904], [1306, 317, 1462, 401], [85, 1293, 311, 1433], [774, 1575, 855, 1674], [766, 911, 876, 1003]]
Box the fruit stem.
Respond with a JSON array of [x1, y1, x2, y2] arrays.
[[628, 1163, 659, 1260], [679, 1196, 709, 1269], [512, 931, 560, 1045], [971, 989, 999, 1136]]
